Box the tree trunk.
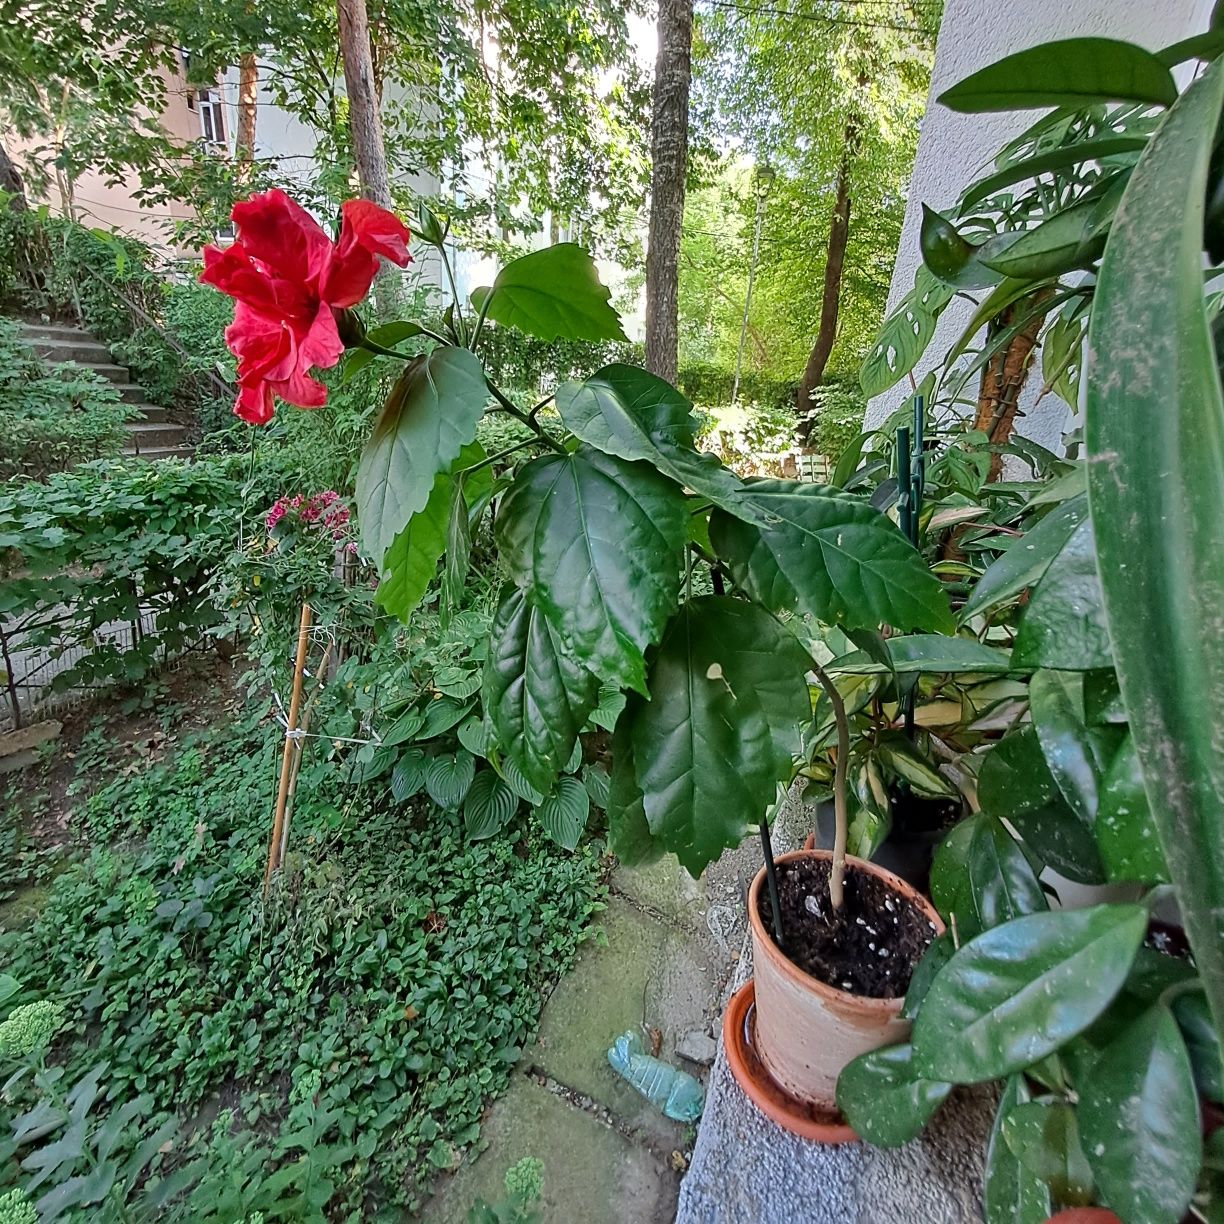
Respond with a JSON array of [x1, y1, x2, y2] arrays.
[[235, 53, 259, 167], [644, 0, 692, 385], [0, 140, 27, 209], [797, 120, 856, 434], [337, 0, 392, 209]]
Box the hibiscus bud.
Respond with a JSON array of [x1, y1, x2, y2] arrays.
[[334, 308, 366, 349], [416, 201, 449, 248]]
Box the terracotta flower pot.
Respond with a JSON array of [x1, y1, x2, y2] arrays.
[[1044, 1210, 1121, 1224], [748, 848, 943, 1109]]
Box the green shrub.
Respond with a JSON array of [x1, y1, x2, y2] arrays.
[[804, 379, 866, 465], [0, 320, 130, 478], [479, 323, 641, 392], [676, 360, 796, 412]]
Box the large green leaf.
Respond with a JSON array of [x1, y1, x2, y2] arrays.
[[835, 1043, 951, 1147], [376, 441, 488, 620], [1095, 730, 1167, 883], [470, 244, 627, 342], [912, 903, 1147, 1083], [827, 634, 1013, 675], [976, 194, 1106, 281], [860, 266, 955, 397], [625, 597, 811, 876], [1030, 669, 1117, 824], [978, 725, 1105, 884], [496, 445, 687, 695], [1086, 48, 1224, 1063], [483, 584, 601, 795], [555, 364, 764, 524], [606, 710, 661, 866], [536, 777, 590, 851], [356, 346, 489, 569], [1078, 1005, 1201, 1224], [709, 481, 953, 633], [1001, 1102, 1094, 1206], [425, 750, 475, 809], [463, 770, 519, 840], [938, 38, 1178, 113], [1012, 518, 1112, 670], [959, 495, 1088, 623], [984, 1078, 1051, 1224]]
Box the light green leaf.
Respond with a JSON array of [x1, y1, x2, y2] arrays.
[[912, 904, 1148, 1083], [463, 770, 518, 840], [356, 346, 489, 569], [860, 266, 955, 397], [472, 244, 626, 342], [381, 706, 425, 748], [496, 446, 687, 695], [976, 194, 1106, 281], [938, 38, 1178, 113], [710, 481, 953, 633], [536, 777, 590, 850], [836, 1043, 951, 1147]]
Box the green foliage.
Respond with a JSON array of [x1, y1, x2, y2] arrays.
[[468, 1157, 544, 1224], [0, 1001, 62, 1059], [676, 360, 794, 413], [804, 381, 865, 465], [0, 319, 129, 478]]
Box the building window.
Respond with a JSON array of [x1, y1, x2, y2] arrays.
[[197, 89, 225, 145]]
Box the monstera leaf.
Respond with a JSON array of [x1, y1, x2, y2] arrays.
[[496, 445, 687, 694], [709, 481, 953, 633], [622, 597, 811, 876]]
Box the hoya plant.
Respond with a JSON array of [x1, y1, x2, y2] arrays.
[[200, 190, 953, 906], [836, 24, 1224, 1224]]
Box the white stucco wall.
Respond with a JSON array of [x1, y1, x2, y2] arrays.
[[865, 0, 1216, 452]]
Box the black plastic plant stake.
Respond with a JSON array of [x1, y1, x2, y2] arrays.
[[910, 392, 925, 546], [759, 818, 785, 951], [896, 425, 912, 544]]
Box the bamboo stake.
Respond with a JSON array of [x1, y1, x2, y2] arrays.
[[278, 641, 333, 869], [264, 603, 313, 895]]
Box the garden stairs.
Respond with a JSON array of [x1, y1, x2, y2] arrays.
[[18, 320, 193, 460]]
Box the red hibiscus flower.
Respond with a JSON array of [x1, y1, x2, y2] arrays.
[[200, 190, 411, 424]]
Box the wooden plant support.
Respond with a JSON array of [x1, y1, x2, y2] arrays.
[[264, 602, 313, 895]]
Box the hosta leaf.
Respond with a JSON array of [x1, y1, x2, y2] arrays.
[[836, 1043, 951, 1147], [356, 346, 489, 569], [425, 750, 476, 809], [710, 481, 952, 633], [456, 715, 493, 758], [860, 265, 955, 397], [978, 725, 1105, 884], [959, 495, 1088, 622], [498, 754, 545, 805], [382, 706, 425, 748], [433, 666, 482, 700], [1013, 519, 1112, 670], [912, 903, 1147, 1083], [418, 697, 475, 740], [1079, 1005, 1201, 1224], [390, 748, 427, 802], [1001, 1102, 1094, 1206], [463, 770, 518, 840], [555, 364, 764, 524], [625, 597, 811, 876], [470, 244, 627, 342], [985, 1078, 1051, 1224], [587, 683, 625, 732], [536, 777, 590, 851], [938, 38, 1177, 113], [484, 584, 602, 795], [496, 446, 687, 694], [581, 763, 610, 809]]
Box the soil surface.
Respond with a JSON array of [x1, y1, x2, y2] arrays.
[[758, 857, 936, 998]]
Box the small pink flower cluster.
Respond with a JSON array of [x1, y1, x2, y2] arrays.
[[265, 491, 352, 540]]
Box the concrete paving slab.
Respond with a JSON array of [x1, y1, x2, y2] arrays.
[[423, 1074, 679, 1224]]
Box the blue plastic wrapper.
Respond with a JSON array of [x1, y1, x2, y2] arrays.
[[606, 1030, 704, 1122]]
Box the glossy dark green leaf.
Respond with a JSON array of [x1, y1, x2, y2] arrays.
[[1079, 1005, 1201, 1224], [903, 931, 956, 1020], [1083, 670, 1126, 725], [967, 813, 1049, 933], [483, 585, 601, 796], [463, 770, 519, 840], [929, 816, 979, 922], [1173, 991, 1223, 1103], [977, 195, 1106, 280], [959, 495, 1088, 623], [1095, 731, 1167, 883], [826, 634, 1013, 675], [860, 266, 955, 397], [1087, 50, 1224, 1056], [626, 597, 811, 876], [836, 1043, 952, 1147], [496, 445, 687, 695], [710, 481, 953, 633], [984, 1078, 1051, 1224], [536, 777, 590, 851], [938, 39, 1177, 113], [912, 903, 1147, 1083], [921, 205, 996, 288], [1001, 1102, 1094, 1206], [1030, 670, 1116, 824], [555, 364, 763, 524], [978, 725, 1105, 884], [390, 749, 427, 802], [606, 707, 661, 865], [1013, 519, 1111, 671], [471, 244, 627, 342], [425, 750, 475, 809], [356, 346, 489, 568], [1157, 30, 1224, 67], [960, 137, 1149, 214]]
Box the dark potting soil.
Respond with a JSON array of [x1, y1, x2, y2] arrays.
[[889, 788, 963, 837], [758, 857, 937, 999]]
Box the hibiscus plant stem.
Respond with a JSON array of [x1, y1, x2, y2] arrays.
[[486, 381, 566, 454], [809, 658, 850, 911]]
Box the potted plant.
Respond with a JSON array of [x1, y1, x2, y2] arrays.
[[832, 25, 1224, 1224], [200, 188, 965, 1136]]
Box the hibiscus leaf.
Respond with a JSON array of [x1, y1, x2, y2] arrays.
[[357, 346, 489, 569], [471, 244, 627, 342], [495, 445, 687, 695]]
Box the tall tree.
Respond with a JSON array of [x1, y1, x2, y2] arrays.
[[645, 0, 692, 383], [337, 0, 392, 208], [235, 52, 259, 167]]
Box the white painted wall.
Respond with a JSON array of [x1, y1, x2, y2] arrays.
[[865, 0, 1216, 452]]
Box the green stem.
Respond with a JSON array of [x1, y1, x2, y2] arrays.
[[470, 286, 493, 351], [486, 381, 566, 454], [458, 437, 539, 473], [438, 241, 468, 346], [528, 393, 555, 421], [809, 658, 850, 910]]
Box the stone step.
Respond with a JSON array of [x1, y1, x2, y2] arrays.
[[60, 361, 131, 385], [116, 384, 150, 404], [18, 322, 93, 342], [120, 444, 193, 461], [125, 422, 190, 450], [127, 404, 173, 424], [27, 336, 114, 365]]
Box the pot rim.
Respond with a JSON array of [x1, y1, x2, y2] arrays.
[[748, 847, 945, 1012]]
